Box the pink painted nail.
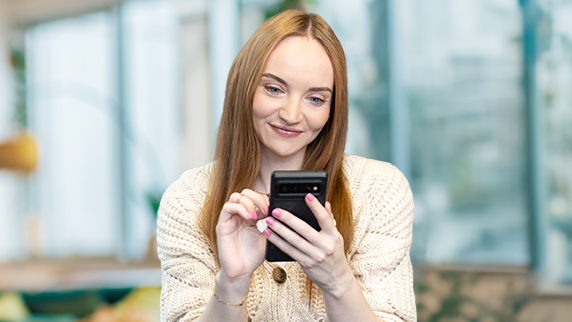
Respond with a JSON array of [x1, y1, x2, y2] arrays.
[[272, 209, 282, 217], [246, 211, 252, 219], [266, 217, 275, 226], [307, 193, 314, 202], [264, 206, 268, 215], [264, 229, 271, 237], [252, 210, 258, 220]]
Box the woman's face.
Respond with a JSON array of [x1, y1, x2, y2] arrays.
[[252, 36, 334, 162]]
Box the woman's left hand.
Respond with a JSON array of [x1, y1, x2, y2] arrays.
[[263, 193, 354, 298]]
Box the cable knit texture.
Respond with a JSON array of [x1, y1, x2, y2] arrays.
[[157, 154, 416, 322]]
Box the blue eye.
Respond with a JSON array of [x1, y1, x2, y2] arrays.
[[265, 86, 282, 95], [309, 97, 324, 105]]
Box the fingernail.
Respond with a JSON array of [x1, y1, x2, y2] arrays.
[[246, 211, 252, 219], [307, 193, 314, 202], [272, 209, 282, 217], [264, 206, 268, 215], [252, 210, 258, 220], [264, 229, 271, 237], [266, 217, 275, 226]]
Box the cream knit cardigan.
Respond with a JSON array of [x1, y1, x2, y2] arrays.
[[157, 154, 416, 322]]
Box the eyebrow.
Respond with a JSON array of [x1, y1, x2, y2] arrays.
[[261, 73, 332, 93]]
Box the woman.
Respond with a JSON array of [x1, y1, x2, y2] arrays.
[[157, 10, 415, 322]]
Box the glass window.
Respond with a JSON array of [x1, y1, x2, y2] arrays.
[[121, 0, 181, 259], [10, 0, 569, 276], [23, 0, 181, 260], [535, 0, 572, 282], [26, 12, 118, 257], [315, 0, 392, 161], [240, 0, 529, 265], [393, 0, 529, 264]]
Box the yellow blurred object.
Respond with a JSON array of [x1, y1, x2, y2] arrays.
[[78, 287, 161, 322], [114, 287, 161, 322], [0, 133, 38, 172], [0, 292, 30, 322]]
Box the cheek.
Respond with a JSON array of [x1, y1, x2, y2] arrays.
[[307, 107, 331, 132], [252, 92, 264, 119], [252, 91, 275, 120]]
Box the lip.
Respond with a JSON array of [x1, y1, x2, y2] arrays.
[[269, 124, 303, 138]]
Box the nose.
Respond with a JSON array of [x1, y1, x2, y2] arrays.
[[278, 97, 303, 125]]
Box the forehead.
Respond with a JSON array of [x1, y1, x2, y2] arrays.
[[263, 36, 334, 88]]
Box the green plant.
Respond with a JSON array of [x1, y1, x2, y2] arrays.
[[415, 269, 540, 322], [10, 46, 27, 129]]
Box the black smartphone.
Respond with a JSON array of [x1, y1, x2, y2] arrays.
[[265, 170, 328, 262]]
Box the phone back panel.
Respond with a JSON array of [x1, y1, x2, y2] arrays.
[[265, 170, 328, 262]]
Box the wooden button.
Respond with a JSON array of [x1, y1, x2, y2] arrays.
[[272, 267, 287, 284]]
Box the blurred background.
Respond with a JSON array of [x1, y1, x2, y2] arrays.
[[0, 0, 571, 321]]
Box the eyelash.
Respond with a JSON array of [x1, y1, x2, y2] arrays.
[[264, 85, 325, 105], [308, 96, 325, 105], [264, 86, 283, 95]]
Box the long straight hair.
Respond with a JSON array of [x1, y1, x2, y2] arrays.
[[199, 10, 353, 271]]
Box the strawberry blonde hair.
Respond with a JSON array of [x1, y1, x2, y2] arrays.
[[199, 10, 353, 268]]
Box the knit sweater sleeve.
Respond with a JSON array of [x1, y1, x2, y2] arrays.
[[156, 166, 217, 322], [348, 160, 416, 322]]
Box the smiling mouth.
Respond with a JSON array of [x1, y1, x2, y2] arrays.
[[269, 124, 303, 138]]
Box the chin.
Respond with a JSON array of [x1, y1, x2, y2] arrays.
[[269, 145, 305, 159]]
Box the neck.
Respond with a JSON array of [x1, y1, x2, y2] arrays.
[[254, 147, 306, 194]]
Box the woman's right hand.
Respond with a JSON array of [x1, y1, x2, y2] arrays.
[[216, 189, 268, 286]]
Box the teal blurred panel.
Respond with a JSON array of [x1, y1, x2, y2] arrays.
[[530, 0, 572, 283], [392, 0, 529, 264]]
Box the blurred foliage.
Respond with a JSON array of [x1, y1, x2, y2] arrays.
[[22, 291, 100, 318], [146, 191, 162, 218], [264, 0, 316, 20], [78, 287, 160, 322], [0, 287, 159, 322], [415, 269, 542, 322], [10, 46, 28, 129]]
